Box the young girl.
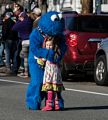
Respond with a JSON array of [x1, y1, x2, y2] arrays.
[[40, 36, 65, 111]]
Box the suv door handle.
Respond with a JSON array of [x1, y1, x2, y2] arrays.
[[88, 38, 102, 43]]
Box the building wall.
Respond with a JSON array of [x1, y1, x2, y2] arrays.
[[1, 0, 108, 14], [47, 0, 96, 13], [47, 0, 82, 13], [47, 0, 108, 14], [101, 0, 108, 12]]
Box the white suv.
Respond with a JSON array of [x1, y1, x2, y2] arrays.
[[94, 38, 108, 86]]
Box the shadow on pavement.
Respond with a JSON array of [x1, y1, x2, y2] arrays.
[[63, 73, 94, 83], [64, 105, 108, 111]]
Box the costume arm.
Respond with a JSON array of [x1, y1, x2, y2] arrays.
[[29, 29, 55, 60]]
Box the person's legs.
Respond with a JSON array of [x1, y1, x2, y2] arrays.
[[54, 92, 60, 110], [26, 63, 44, 110], [0, 42, 4, 66], [21, 44, 29, 77], [57, 92, 64, 110], [54, 91, 64, 110], [20, 58, 24, 69], [5, 40, 12, 69], [42, 91, 54, 111], [38, 1, 47, 14], [12, 40, 22, 74]]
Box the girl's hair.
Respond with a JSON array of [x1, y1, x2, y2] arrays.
[[45, 36, 61, 49], [44, 36, 61, 58]]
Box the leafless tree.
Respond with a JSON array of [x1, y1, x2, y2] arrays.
[[81, 0, 93, 14], [38, 0, 47, 14]]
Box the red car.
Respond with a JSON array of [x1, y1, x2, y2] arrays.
[[62, 11, 108, 78]]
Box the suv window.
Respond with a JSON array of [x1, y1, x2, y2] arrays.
[[65, 15, 108, 33], [78, 16, 108, 33], [65, 16, 77, 31]]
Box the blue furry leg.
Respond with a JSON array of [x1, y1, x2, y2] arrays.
[[26, 83, 42, 110], [59, 98, 64, 110], [26, 63, 44, 110], [59, 93, 64, 110]]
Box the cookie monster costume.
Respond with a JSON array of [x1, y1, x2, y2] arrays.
[[26, 11, 67, 110]]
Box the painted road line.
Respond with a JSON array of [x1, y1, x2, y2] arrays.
[[66, 88, 108, 96], [0, 79, 108, 97], [0, 79, 29, 85]]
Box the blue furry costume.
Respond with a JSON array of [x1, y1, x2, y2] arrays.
[[26, 11, 67, 110]]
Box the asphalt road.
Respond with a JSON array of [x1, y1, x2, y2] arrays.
[[0, 75, 108, 120]]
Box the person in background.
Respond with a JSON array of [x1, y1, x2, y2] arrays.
[[30, 8, 41, 28], [2, 4, 13, 18], [38, 0, 47, 15], [2, 12, 18, 74], [12, 12, 33, 78], [13, 3, 23, 19], [0, 17, 4, 67], [12, 4, 24, 75], [0, 42, 4, 67]]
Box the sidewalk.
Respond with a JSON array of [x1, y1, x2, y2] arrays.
[[0, 66, 9, 76], [0, 66, 9, 77], [0, 72, 9, 77], [0, 66, 29, 79]]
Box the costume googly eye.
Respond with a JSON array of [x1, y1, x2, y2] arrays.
[[51, 14, 58, 21], [58, 13, 63, 20]]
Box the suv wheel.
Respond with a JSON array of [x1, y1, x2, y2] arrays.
[[94, 55, 108, 86]]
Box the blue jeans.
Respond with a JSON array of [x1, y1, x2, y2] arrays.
[[0, 42, 4, 66], [12, 40, 22, 73], [5, 40, 17, 68]]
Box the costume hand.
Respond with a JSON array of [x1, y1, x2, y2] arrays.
[[47, 49, 55, 62], [37, 58, 45, 66]]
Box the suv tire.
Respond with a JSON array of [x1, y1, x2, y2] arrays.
[[94, 55, 108, 86]]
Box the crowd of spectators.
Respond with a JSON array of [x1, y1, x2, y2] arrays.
[[0, 2, 42, 78]]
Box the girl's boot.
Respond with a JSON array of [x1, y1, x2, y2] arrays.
[[55, 99, 60, 110], [42, 91, 53, 111], [56, 92, 64, 110]]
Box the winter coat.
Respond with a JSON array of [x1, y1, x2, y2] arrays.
[[12, 16, 33, 40], [2, 18, 18, 41]]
